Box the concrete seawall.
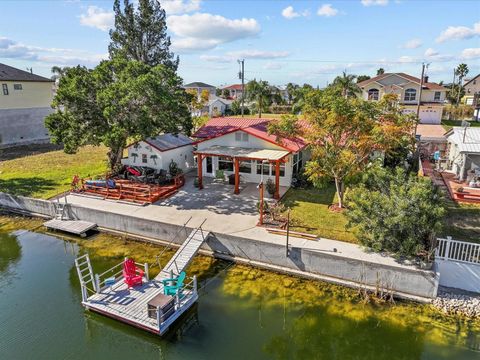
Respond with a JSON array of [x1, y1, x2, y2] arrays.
[[0, 192, 439, 302]]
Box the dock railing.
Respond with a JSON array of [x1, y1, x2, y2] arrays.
[[436, 237, 480, 265], [156, 275, 197, 326]]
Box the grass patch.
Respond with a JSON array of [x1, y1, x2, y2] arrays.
[[281, 185, 358, 243], [441, 201, 480, 243], [0, 145, 108, 199], [441, 119, 480, 131]]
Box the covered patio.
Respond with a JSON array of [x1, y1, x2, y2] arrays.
[[194, 145, 290, 200]]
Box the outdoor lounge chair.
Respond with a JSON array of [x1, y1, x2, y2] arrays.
[[123, 258, 144, 288], [162, 271, 186, 296]]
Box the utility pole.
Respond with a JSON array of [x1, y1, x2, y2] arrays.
[[238, 59, 245, 117], [416, 62, 426, 120]]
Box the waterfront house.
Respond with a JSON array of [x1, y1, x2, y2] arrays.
[[0, 63, 54, 148], [357, 73, 447, 124], [445, 127, 480, 182], [121, 133, 194, 173], [192, 117, 309, 199]]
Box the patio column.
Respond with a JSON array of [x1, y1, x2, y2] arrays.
[[234, 157, 240, 195], [274, 160, 280, 200], [197, 154, 203, 190]]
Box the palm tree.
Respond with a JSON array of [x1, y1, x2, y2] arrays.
[[455, 63, 469, 106], [286, 82, 299, 104], [332, 71, 361, 98], [377, 68, 385, 75], [246, 79, 271, 118], [50, 66, 68, 81]]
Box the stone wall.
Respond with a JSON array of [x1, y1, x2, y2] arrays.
[[0, 192, 439, 301]]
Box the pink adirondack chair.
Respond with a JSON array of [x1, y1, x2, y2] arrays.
[[123, 258, 144, 288]]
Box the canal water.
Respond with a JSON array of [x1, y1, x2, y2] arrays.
[[0, 216, 479, 360]]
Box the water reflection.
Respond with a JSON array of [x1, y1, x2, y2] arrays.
[[0, 232, 22, 274]]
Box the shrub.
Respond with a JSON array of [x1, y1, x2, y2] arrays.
[[266, 178, 276, 196], [345, 165, 444, 259]]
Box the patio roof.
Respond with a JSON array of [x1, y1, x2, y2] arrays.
[[195, 145, 289, 161]]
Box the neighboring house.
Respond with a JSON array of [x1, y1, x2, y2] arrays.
[[203, 97, 233, 117], [0, 63, 54, 148], [192, 117, 309, 198], [357, 73, 448, 124], [277, 85, 290, 103], [220, 84, 244, 100], [416, 124, 447, 155], [445, 127, 480, 181], [121, 133, 194, 173], [184, 82, 216, 98], [462, 74, 480, 121]]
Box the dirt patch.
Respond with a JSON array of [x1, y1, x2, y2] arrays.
[[328, 204, 345, 212]]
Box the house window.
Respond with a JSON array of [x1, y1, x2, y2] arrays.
[[239, 160, 252, 173], [256, 162, 270, 175], [142, 154, 148, 163], [235, 132, 249, 142], [368, 88, 379, 101], [13, 84, 22, 90], [2, 84, 8, 95], [218, 156, 233, 171], [434, 91, 441, 101], [292, 152, 303, 174], [404, 88, 416, 101]]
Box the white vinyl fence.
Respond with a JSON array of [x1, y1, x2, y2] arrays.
[[435, 237, 480, 293], [436, 237, 480, 264]]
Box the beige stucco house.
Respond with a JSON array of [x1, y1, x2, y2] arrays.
[[0, 63, 54, 147], [357, 73, 447, 124]]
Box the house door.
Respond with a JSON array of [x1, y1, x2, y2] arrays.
[[206, 156, 213, 174]]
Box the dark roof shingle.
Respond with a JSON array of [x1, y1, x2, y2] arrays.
[[184, 82, 215, 88], [0, 63, 53, 82], [144, 133, 193, 152]]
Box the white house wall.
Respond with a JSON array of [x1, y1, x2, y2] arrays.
[[197, 130, 306, 187], [121, 141, 194, 173]]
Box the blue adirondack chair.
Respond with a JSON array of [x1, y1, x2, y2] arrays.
[[162, 271, 186, 296]]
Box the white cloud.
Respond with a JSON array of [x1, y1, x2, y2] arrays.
[[436, 21, 480, 43], [461, 48, 480, 60], [424, 48, 438, 57], [397, 56, 416, 63], [317, 4, 339, 17], [200, 54, 233, 63], [400, 38, 422, 49], [162, 0, 201, 15], [227, 49, 290, 59], [424, 48, 454, 62], [282, 6, 300, 19], [79, 6, 114, 32], [361, 0, 389, 6], [0, 36, 107, 66], [167, 13, 260, 52], [263, 62, 283, 70]]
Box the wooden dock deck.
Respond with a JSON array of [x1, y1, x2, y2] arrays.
[[44, 219, 97, 237], [75, 223, 208, 336], [84, 277, 197, 334]]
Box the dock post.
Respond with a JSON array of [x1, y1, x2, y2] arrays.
[[81, 284, 88, 302], [95, 274, 101, 294], [193, 275, 198, 295], [144, 263, 149, 281], [175, 292, 180, 310]]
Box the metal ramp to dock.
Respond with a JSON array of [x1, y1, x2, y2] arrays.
[[44, 198, 97, 237], [75, 222, 208, 336], [156, 221, 210, 280]]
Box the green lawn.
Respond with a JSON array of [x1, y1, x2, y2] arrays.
[[281, 185, 358, 243], [0, 145, 108, 199], [440, 201, 480, 243], [441, 119, 480, 131]]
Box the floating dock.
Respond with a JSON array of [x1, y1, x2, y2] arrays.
[[44, 219, 97, 237], [75, 224, 209, 335]]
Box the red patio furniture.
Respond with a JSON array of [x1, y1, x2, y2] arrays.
[[123, 258, 144, 288]]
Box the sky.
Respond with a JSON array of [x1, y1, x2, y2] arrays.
[[0, 0, 479, 87]]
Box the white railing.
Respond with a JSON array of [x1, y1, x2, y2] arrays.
[[436, 237, 480, 265]]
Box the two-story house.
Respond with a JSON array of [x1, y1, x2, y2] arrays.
[[463, 74, 480, 121], [357, 73, 447, 124], [0, 63, 54, 147], [183, 82, 216, 99], [220, 84, 244, 100]]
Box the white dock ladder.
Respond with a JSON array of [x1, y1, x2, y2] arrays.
[[75, 254, 96, 302], [55, 197, 68, 220]]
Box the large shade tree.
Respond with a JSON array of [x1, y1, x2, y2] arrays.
[[109, 0, 178, 70], [46, 57, 191, 171], [269, 91, 414, 208]]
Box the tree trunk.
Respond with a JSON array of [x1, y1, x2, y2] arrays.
[[107, 145, 125, 172], [334, 177, 344, 208], [456, 77, 462, 108]]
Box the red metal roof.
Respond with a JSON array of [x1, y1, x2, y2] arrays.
[[222, 84, 243, 90], [192, 117, 307, 152]]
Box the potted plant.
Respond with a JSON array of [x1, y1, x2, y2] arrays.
[[266, 178, 276, 197]]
